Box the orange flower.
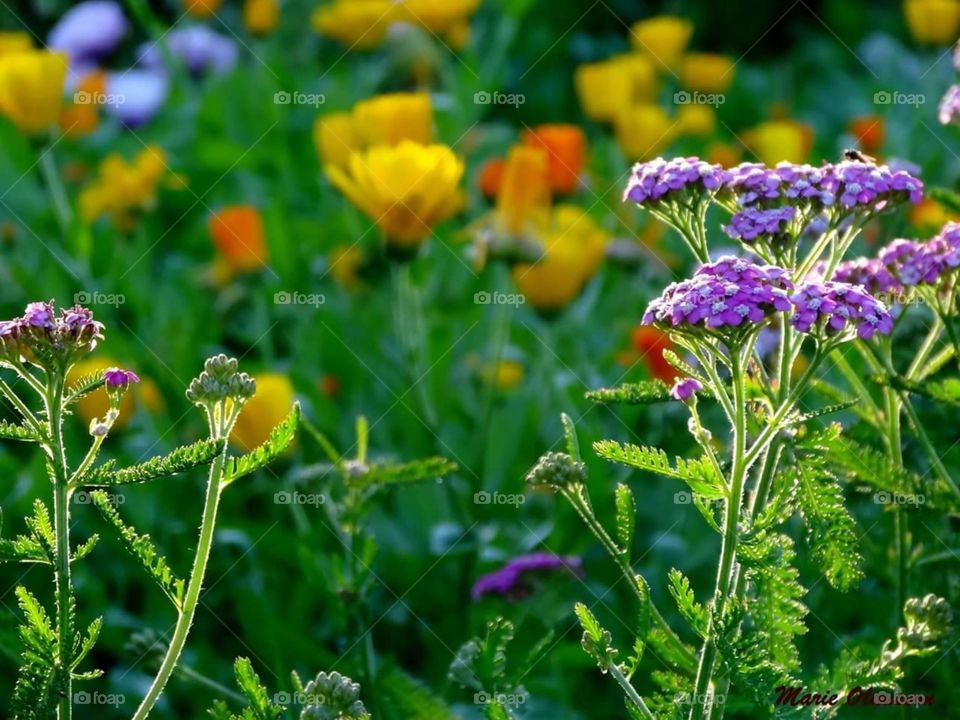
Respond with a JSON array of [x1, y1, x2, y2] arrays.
[[496, 146, 550, 235], [477, 157, 505, 199], [184, 0, 222, 17], [630, 326, 679, 382], [848, 115, 885, 154], [706, 142, 741, 168], [521, 124, 585, 195], [909, 198, 958, 234], [208, 205, 269, 272], [244, 0, 280, 34], [59, 70, 106, 137]]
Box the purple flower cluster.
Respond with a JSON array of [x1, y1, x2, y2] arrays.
[[623, 157, 729, 206], [791, 282, 893, 339], [726, 162, 832, 207], [670, 377, 702, 401], [940, 84, 960, 127], [0, 301, 104, 364], [723, 206, 797, 243], [833, 257, 902, 295], [471, 552, 583, 601], [642, 256, 794, 330], [828, 161, 923, 210]]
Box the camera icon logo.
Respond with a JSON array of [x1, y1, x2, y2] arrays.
[[674, 491, 692, 505], [474, 91, 491, 105]]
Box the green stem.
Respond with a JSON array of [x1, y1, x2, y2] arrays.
[[900, 393, 960, 501], [131, 419, 231, 720], [882, 380, 907, 622], [392, 264, 438, 428], [689, 349, 748, 720], [39, 142, 72, 245], [608, 662, 656, 720]]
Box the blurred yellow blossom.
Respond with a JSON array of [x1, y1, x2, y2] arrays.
[[629, 16, 693, 70], [208, 205, 269, 273], [680, 53, 736, 93], [313, 112, 359, 169], [328, 244, 366, 289], [481, 359, 524, 390], [446, 20, 471, 49], [0, 32, 32, 56], [244, 0, 280, 34], [742, 120, 812, 165], [496, 146, 550, 236], [511, 205, 608, 312], [676, 104, 716, 137], [184, 0, 222, 17], [232, 373, 296, 451], [614, 104, 674, 160], [904, 0, 960, 43], [353, 91, 434, 146], [575, 56, 656, 123], [398, 0, 481, 37], [68, 357, 135, 429], [59, 70, 106, 137], [706, 142, 741, 168], [909, 198, 959, 233], [0, 50, 67, 134], [80, 145, 173, 229], [312, 0, 398, 50], [326, 140, 464, 250]]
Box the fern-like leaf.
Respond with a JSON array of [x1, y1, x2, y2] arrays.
[[614, 483, 635, 558], [593, 440, 726, 499], [232, 658, 284, 720], [64, 371, 106, 405], [90, 490, 185, 608], [224, 404, 299, 485], [586, 380, 672, 405], [83, 438, 223, 487], [0, 419, 38, 442], [667, 569, 708, 639], [380, 664, 457, 719], [350, 456, 457, 489], [11, 586, 59, 720]]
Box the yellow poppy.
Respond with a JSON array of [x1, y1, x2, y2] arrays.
[[0, 50, 68, 134], [244, 0, 280, 34], [231, 373, 296, 451], [680, 53, 736, 93], [574, 59, 635, 123], [0, 32, 32, 56], [80, 145, 173, 228], [629, 15, 693, 70], [676, 104, 716, 137], [496, 146, 550, 236], [481, 359, 524, 390], [904, 0, 960, 44], [742, 120, 812, 165], [326, 140, 464, 249], [328, 243, 366, 289], [352, 92, 434, 147], [311, 0, 398, 50], [313, 112, 360, 170], [398, 0, 481, 35], [614, 104, 675, 160]]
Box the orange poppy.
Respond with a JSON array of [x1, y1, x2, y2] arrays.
[[478, 157, 505, 199], [848, 116, 885, 154], [208, 205, 269, 272], [631, 326, 679, 382], [521, 124, 585, 195]]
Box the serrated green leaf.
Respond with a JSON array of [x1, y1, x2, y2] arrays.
[[83, 438, 223, 487], [593, 440, 726, 499], [882, 375, 960, 406], [561, 413, 581, 461], [224, 403, 299, 485], [380, 664, 456, 720], [0, 419, 38, 442], [586, 380, 671, 405], [64, 371, 106, 405], [614, 483, 635, 557], [667, 568, 708, 639], [349, 456, 457, 489]]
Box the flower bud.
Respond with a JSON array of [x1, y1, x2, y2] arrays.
[[525, 451, 587, 490]]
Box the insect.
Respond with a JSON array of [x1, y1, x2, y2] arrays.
[[842, 148, 877, 163]]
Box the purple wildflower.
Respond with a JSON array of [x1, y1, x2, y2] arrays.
[[669, 377, 702, 401], [1, 302, 105, 364], [642, 256, 794, 331], [48, 1, 128, 84], [940, 84, 960, 127], [723, 206, 797, 243], [138, 26, 238, 76], [725, 162, 833, 208], [823, 161, 923, 211], [22, 301, 56, 329], [833, 257, 903, 295], [790, 281, 893, 339], [103, 368, 139, 388], [471, 552, 583, 601], [105, 70, 169, 127], [623, 157, 729, 206]]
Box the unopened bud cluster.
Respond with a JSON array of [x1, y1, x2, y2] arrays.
[[901, 594, 952, 647], [525, 451, 587, 490], [185, 354, 256, 405], [299, 671, 369, 719]]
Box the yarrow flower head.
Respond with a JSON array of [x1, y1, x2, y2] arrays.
[[832, 257, 903, 295], [623, 156, 729, 207], [642, 256, 794, 332], [723, 205, 797, 244], [525, 451, 587, 490], [471, 552, 584, 601], [669, 377, 702, 401], [725, 162, 832, 209], [939, 84, 960, 127], [185, 353, 256, 406], [299, 670, 370, 720], [0, 301, 104, 368], [790, 281, 893, 340], [823, 160, 923, 211]]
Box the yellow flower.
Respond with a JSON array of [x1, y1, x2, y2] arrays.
[[0, 50, 67, 134], [574, 58, 634, 123], [742, 120, 812, 165], [326, 140, 464, 249], [231, 373, 296, 451], [680, 52, 736, 93], [904, 0, 960, 43], [481, 359, 524, 390], [398, 0, 481, 35], [446, 20, 471, 49], [352, 92, 434, 147], [676, 104, 716, 137], [328, 243, 366, 289], [496, 146, 550, 236], [244, 0, 280, 34], [511, 205, 608, 312], [312, 0, 398, 50], [614, 104, 675, 160], [184, 0, 222, 17], [909, 198, 958, 233], [629, 15, 693, 70], [0, 32, 32, 56], [67, 358, 135, 429], [313, 112, 359, 170], [80, 145, 172, 228]]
